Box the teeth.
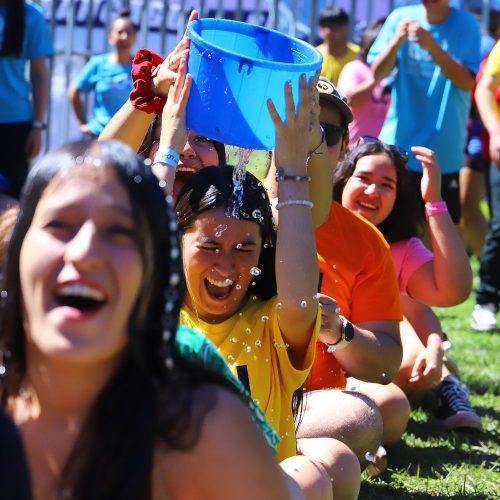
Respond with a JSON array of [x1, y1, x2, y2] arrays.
[[177, 166, 197, 173], [206, 277, 233, 287], [57, 284, 105, 301], [359, 201, 377, 210]]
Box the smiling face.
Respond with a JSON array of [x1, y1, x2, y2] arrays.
[[181, 208, 262, 323], [341, 153, 398, 226], [19, 166, 143, 366], [148, 121, 220, 199]]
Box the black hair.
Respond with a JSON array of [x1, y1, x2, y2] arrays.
[[176, 165, 277, 300], [138, 115, 226, 166], [318, 6, 349, 27], [0, 0, 25, 57], [0, 139, 238, 499], [357, 18, 386, 62], [332, 142, 424, 242]]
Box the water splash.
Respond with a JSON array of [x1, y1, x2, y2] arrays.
[[250, 266, 262, 276], [229, 148, 253, 218]]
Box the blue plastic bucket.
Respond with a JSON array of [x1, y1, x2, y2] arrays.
[[186, 19, 322, 150]]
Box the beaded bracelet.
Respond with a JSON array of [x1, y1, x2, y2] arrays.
[[275, 199, 314, 210], [425, 201, 448, 219], [153, 147, 180, 169], [275, 167, 311, 183]]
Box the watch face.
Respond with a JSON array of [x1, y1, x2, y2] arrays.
[[344, 319, 354, 342]]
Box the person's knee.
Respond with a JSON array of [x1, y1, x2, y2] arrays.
[[377, 384, 411, 445], [281, 454, 333, 500], [297, 438, 361, 500]]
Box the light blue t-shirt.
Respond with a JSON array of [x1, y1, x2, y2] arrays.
[[0, 1, 54, 123], [73, 53, 133, 135], [368, 6, 480, 174]]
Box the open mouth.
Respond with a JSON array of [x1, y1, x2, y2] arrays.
[[204, 276, 234, 300], [357, 200, 378, 211], [55, 283, 107, 312]]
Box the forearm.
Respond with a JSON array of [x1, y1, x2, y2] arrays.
[[475, 74, 500, 134], [68, 86, 87, 125], [400, 296, 443, 344], [99, 99, 154, 151], [427, 213, 472, 304], [276, 180, 319, 345], [346, 79, 376, 107], [30, 58, 49, 123], [371, 42, 400, 82], [427, 40, 475, 91], [333, 322, 402, 384]]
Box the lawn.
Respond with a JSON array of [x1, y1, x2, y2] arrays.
[[360, 257, 500, 499]]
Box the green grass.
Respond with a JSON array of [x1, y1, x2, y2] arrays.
[[360, 258, 500, 499]]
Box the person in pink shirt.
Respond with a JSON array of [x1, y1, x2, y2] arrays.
[[333, 138, 482, 432], [337, 19, 390, 150]]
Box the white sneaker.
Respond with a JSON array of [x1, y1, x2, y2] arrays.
[[470, 303, 498, 332]]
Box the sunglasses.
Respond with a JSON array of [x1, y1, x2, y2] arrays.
[[320, 123, 346, 147], [357, 135, 409, 162]]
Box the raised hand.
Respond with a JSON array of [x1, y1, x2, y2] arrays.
[[411, 145, 442, 203]]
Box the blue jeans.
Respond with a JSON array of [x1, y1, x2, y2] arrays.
[[476, 162, 500, 308]]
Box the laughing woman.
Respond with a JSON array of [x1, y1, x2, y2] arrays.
[[0, 139, 293, 499]]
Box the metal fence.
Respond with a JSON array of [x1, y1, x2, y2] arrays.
[[37, 0, 497, 150]]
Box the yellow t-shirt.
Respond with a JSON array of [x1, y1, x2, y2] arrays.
[[180, 296, 320, 461], [484, 39, 500, 76], [317, 42, 360, 85]]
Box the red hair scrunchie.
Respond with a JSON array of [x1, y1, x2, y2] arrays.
[[130, 48, 167, 115]]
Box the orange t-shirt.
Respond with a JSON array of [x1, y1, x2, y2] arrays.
[[306, 202, 402, 391]]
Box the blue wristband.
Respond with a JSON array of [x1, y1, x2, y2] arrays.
[[153, 147, 180, 169]]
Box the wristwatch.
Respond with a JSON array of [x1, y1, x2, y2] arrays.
[[326, 315, 354, 352], [32, 120, 47, 130]]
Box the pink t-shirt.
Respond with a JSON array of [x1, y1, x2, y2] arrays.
[[390, 238, 433, 296], [337, 60, 390, 149]]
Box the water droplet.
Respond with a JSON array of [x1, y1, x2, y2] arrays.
[[236, 243, 243, 249], [235, 284, 242, 290], [261, 315, 269, 322], [215, 248, 220, 254], [273, 341, 280, 349], [245, 346, 252, 353], [334, 279, 339, 283], [252, 295, 257, 300], [332, 264, 337, 269], [0, 290, 7, 299], [170, 248, 179, 259], [369, 407, 375, 415], [255, 340, 262, 347], [159, 179, 167, 188], [276, 302, 282, 309], [222, 278, 233, 286], [252, 209, 262, 219], [251, 281, 256, 286], [382, 372, 386, 378], [0, 365, 5, 376], [364, 452, 375, 463], [229, 337, 238, 343], [227, 354, 235, 363], [250, 266, 262, 276], [300, 300, 307, 308], [133, 175, 142, 183], [327, 345, 336, 353], [263, 243, 268, 248], [169, 273, 180, 286], [285, 343, 290, 349], [245, 327, 251, 335], [214, 224, 227, 237]]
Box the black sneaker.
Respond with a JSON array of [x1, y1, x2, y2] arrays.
[[435, 375, 482, 431]]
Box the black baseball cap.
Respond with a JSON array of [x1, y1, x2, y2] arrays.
[[317, 76, 353, 124]]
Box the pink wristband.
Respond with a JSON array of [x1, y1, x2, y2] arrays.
[[427, 335, 443, 347], [425, 201, 448, 219]]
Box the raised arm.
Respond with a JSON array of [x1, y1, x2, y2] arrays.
[[371, 19, 410, 82], [406, 146, 472, 306], [267, 75, 319, 358], [263, 75, 332, 228], [407, 21, 475, 91]]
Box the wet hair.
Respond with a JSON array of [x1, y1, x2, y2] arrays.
[[138, 115, 226, 166], [332, 142, 424, 242], [176, 165, 277, 300], [357, 18, 385, 62], [0, 0, 25, 57], [318, 6, 349, 27], [0, 139, 237, 499]]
